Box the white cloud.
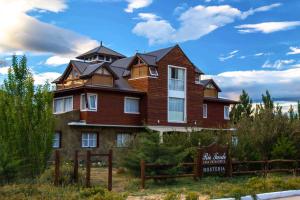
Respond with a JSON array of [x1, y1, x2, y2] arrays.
[[235, 21, 300, 34], [133, 14, 175, 45], [255, 53, 264, 56], [207, 67, 300, 100], [125, 0, 152, 13], [45, 56, 70, 66], [33, 72, 61, 85], [287, 47, 300, 55], [137, 13, 159, 20], [240, 3, 281, 19], [262, 59, 295, 69], [0, 66, 10, 75], [219, 50, 239, 61], [0, 0, 98, 58], [133, 3, 281, 44]]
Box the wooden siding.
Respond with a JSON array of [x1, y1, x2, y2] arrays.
[[146, 46, 204, 127], [202, 101, 230, 128], [204, 88, 218, 97], [131, 64, 149, 78], [128, 77, 149, 92], [86, 74, 114, 87]]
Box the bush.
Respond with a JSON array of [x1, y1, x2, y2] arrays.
[[38, 162, 85, 185], [271, 136, 297, 159], [185, 192, 199, 200], [164, 192, 180, 200]]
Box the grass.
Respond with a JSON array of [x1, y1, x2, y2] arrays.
[[1, 168, 300, 199]]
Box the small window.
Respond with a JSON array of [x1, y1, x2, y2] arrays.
[[195, 74, 201, 84], [224, 106, 230, 120], [116, 133, 131, 147], [82, 133, 97, 148], [73, 70, 79, 78], [124, 97, 140, 114], [168, 97, 185, 122], [203, 104, 207, 118], [81, 94, 97, 111], [149, 67, 158, 77], [53, 96, 73, 114], [53, 132, 61, 148]]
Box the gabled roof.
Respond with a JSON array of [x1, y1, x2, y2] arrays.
[[76, 45, 126, 59], [80, 62, 118, 79], [145, 46, 175, 61], [110, 56, 134, 69], [200, 79, 222, 92], [136, 53, 157, 66]]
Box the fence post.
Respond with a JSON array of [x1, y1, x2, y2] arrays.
[[73, 150, 78, 183], [225, 147, 232, 177], [54, 150, 60, 186], [141, 160, 145, 189], [198, 148, 203, 178], [264, 160, 268, 177], [194, 148, 200, 180], [86, 150, 91, 187], [108, 149, 113, 191]]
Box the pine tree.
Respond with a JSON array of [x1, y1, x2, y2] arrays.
[[230, 90, 253, 123], [262, 90, 274, 110]]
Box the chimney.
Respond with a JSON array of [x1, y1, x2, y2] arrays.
[[100, 41, 103, 46]]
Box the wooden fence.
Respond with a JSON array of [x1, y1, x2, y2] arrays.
[[54, 149, 113, 191], [140, 144, 300, 189]]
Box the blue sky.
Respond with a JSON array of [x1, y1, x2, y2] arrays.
[[0, 0, 299, 102]]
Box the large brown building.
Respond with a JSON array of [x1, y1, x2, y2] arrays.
[[52, 44, 237, 157]]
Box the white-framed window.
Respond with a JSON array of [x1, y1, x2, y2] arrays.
[[82, 133, 97, 148], [116, 133, 131, 148], [124, 97, 140, 114], [149, 67, 158, 77], [53, 132, 61, 148], [81, 93, 97, 111], [224, 106, 230, 120], [168, 65, 186, 123], [168, 67, 185, 91], [53, 96, 73, 114], [203, 104, 207, 118], [168, 97, 185, 122]]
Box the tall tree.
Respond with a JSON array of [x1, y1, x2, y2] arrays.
[[230, 90, 253, 123], [0, 55, 54, 181], [262, 90, 274, 110]]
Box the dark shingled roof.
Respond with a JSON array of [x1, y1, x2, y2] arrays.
[[204, 97, 239, 104], [145, 46, 175, 61], [76, 45, 126, 59], [110, 57, 134, 69], [200, 79, 222, 92], [137, 53, 157, 66]]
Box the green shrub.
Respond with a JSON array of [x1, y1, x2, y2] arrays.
[[164, 192, 180, 200], [185, 192, 199, 200], [38, 162, 85, 185], [271, 136, 297, 159]]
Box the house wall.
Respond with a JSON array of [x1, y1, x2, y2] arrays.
[[53, 110, 143, 159], [86, 74, 114, 87], [54, 89, 146, 126], [204, 89, 218, 97], [146, 46, 204, 127], [202, 101, 230, 128]]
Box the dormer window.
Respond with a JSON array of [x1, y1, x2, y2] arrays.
[[149, 67, 158, 77]]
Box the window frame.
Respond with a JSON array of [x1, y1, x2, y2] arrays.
[[116, 133, 131, 148], [203, 104, 208, 119], [149, 67, 159, 77], [80, 93, 98, 112], [81, 132, 98, 148], [167, 65, 187, 123], [124, 97, 140, 114], [224, 106, 230, 120], [53, 132, 61, 148], [53, 96, 73, 114]]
